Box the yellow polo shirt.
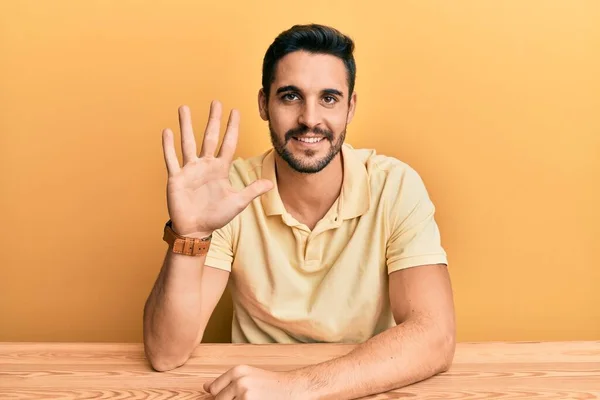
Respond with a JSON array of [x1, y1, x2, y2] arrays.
[[204, 143, 448, 344]]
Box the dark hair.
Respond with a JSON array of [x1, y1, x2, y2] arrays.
[[261, 24, 356, 102]]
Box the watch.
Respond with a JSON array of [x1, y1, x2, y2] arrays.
[[162, 220, 212, 256]]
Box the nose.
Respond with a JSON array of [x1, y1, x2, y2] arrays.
[[297, 101, 321, 130]]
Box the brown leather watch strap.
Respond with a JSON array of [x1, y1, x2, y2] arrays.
[[162, 220, 212, 256]]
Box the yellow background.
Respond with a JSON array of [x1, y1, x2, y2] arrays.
[[1, 1, 598, 343]]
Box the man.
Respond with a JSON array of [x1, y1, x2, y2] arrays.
[[143, 24, 455, 399]]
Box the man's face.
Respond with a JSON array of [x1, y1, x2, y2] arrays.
[[259, 51, 356, 174]]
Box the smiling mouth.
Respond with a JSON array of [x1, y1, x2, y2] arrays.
[[293, 137, 325, 143]]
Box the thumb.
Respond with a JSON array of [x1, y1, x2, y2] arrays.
[[236, 179, 274, 208]]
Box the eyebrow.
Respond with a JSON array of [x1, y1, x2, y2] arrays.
[[276, 85, 344, 98]]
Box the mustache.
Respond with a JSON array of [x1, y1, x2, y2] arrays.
[[284, 125, 334, 142]]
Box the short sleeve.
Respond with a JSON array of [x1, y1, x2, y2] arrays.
[[386, 167, 448, 274], [204, 219, 235, 272]]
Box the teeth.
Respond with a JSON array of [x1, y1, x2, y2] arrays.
[[296, 137, 323, 143]]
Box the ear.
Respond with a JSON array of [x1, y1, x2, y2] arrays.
[[258, 88, 269, 121], [346, 91, 357, 124]]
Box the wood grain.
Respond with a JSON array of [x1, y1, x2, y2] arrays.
[[0, 342, 598, 399]]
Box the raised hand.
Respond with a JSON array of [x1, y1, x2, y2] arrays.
[[161, 101, 273, 237]]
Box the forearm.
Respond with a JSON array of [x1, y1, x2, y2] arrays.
[[143, 250, 207, 370], [297, 316, 455, 399]]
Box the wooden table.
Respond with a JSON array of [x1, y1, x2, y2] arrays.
[[0, 341, 598, 399]]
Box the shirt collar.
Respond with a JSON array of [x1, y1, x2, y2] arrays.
[[260, 149, 286, 216], [261, 143, 370, 220], [338, 143, 371, 220]]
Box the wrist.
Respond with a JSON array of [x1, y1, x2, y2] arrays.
[[169, 221, 213, 239], [163, 220, 213, 257], [181, 231, 213, 239], [288, 368, 322, 400]]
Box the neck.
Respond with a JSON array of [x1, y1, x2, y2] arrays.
[[275, 152, 344, 229]]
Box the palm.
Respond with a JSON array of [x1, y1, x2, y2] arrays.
[[161, 101, 273, 236]]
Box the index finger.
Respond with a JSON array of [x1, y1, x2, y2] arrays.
[[206, 369, 234, 396], [217, 109, 240, 163]]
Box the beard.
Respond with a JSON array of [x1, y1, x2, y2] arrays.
[[269, 121, 346, 174]]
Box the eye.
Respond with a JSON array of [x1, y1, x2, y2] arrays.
[[323, 96, 337, 104], [282, 93, 299, 101]]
